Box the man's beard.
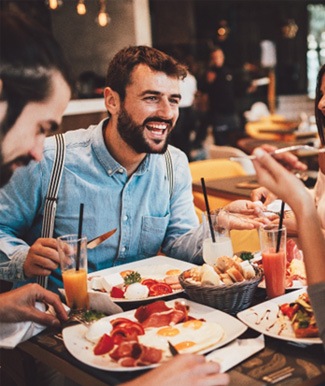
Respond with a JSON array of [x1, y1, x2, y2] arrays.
[[117, 105, 173, 154], [0, 154, 32, 187]]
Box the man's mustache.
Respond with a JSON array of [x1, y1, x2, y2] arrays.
[[143, 117, 173, 127]]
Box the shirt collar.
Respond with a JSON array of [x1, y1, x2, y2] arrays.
[[91, 118, 151, 176]]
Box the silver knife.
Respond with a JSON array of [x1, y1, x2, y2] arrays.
[[87, 228, 117, 249]]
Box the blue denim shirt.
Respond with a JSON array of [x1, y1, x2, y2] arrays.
[[0, 119, 203, 292]]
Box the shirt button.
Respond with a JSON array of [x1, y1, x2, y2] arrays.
[[118, 168, 123, 173], [123, 215, 128, 221], [108, 169, 112, 174], [121, 247, 126, 252]]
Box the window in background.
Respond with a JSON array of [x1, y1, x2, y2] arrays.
[[307, 4, 325, 98]]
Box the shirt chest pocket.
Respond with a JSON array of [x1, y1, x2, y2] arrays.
[[138, 214, 170, 257]]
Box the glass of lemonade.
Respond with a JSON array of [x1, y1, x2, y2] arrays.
[[58, 234, 89, 311], [202, 209, 233, 265], [259, 224, 287, 299]]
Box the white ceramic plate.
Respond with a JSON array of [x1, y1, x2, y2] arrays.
[[237, 288, 322, 345], [87, 256, 197, 303], [63, 298, 247, 371]]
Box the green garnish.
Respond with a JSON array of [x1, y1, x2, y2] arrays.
[[124, 271, 142, 285], [83, 309, 106, 322], [240, 251, 254, 261]]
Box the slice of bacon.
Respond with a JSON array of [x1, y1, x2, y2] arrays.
[[134, 300, 171, 323], [110, 341, 162, 367]]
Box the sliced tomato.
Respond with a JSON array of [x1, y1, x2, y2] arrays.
[[93, 334, 114, 355], [110, 317, 134, 328], [142, 279, 158, 288], [110, 286, 125, 298], [149, 282, 173, 296], [280, 303, 299, 320]]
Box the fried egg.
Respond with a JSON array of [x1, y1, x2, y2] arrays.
[[138, 320, 224, 354]]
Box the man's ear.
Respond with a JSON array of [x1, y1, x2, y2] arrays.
[[104, 87, 120, 115]]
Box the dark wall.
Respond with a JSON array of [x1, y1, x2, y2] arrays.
[[150, 0, 314, 95]]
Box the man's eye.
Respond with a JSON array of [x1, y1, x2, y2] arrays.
[[170, 98, 180, 105], [145, 96, 158, 101]]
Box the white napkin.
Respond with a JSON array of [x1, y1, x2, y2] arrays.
[[0, 302, 48, 349], [206, 334, 265, 373], [58, 289, 123, 315]]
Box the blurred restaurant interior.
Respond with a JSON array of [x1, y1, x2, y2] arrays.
[[1, 0, 324, 148]]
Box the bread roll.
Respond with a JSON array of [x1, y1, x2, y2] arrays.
[[219, 273, 233, 285], [226, 266, 245, 282], [216, 256, 234, 272], [240, 261, 256, 280], [201, 264, 221, 286]]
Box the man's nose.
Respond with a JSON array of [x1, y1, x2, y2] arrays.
[[157, 98, 174, 119]]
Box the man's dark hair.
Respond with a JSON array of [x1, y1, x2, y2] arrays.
[[105, 45, 187, 101], [0, 11, 72, 136]]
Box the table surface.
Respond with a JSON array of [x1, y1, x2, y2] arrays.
[[16, 288, 325, 386], [192, 173, 318, 201]]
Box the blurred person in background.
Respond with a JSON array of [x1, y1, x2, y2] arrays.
[[203, 46, 240, 147]]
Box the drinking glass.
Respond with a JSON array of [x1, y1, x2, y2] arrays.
[[202, 209, 233, 265], [57, 234, 89, 311], [259, 224, 287, 299]]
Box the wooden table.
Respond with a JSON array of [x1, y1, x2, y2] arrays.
[[192, 175, 260, 201], [12, 288, 325, 386], [192, 173, 318, 202]]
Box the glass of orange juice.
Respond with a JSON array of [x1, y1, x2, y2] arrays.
[[57, 234, 89, 311], [259, 224, 287, 299]]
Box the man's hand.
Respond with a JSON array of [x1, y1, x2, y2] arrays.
[[23, 238, 60, 278], [250, 186, 277, 205], [0, 283, 68, 326], [224, 200, 271, 229]]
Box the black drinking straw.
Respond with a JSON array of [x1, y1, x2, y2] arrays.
[[76, 203, 84, 271], [276, 200, 285, 252], [200, 177, 216, 243]]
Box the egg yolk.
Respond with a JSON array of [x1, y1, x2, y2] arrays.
[[157, 327, 180, 337], [182, 320, 203, 329], [174, 341, 196, 351]]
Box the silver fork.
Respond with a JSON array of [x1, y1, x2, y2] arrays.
[[230, 145, 325, 161]]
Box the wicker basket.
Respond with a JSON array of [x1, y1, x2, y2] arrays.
[[179, 267, 263, 315]]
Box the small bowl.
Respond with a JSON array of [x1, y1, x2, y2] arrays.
[[179, 266, 263, 315]]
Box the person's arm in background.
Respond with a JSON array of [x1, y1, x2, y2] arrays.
[[0, 283, 68, 325], [252, 147, 325, 348]]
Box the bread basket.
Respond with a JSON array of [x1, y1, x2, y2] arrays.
[[179, 266, 263, 315]]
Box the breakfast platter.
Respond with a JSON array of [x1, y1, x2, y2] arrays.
[[62, 298, 247, 371], [87, 256, 197, 303]]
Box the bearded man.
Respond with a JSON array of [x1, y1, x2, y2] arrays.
[[0, 46, 264, 292]]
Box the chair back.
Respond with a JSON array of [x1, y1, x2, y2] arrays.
[[207, 144, 255, 175], [189, 158, 247, 211]]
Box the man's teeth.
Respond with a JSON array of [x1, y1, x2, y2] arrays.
[[146, 123, 167, 133]]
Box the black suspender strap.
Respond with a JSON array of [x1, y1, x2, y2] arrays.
[[37, 134, 66, 288], [164, 147, 174, 199]]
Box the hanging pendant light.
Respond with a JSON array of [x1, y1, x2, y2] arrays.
[[96, 0, 110, 27], [46, 0, 63, 10], [76, 0, 87, 15]]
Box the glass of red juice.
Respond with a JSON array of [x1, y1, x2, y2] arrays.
[[259, 224, 287, 299]]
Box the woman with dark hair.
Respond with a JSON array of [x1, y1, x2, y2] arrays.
[[0, 11, 72, 187]]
